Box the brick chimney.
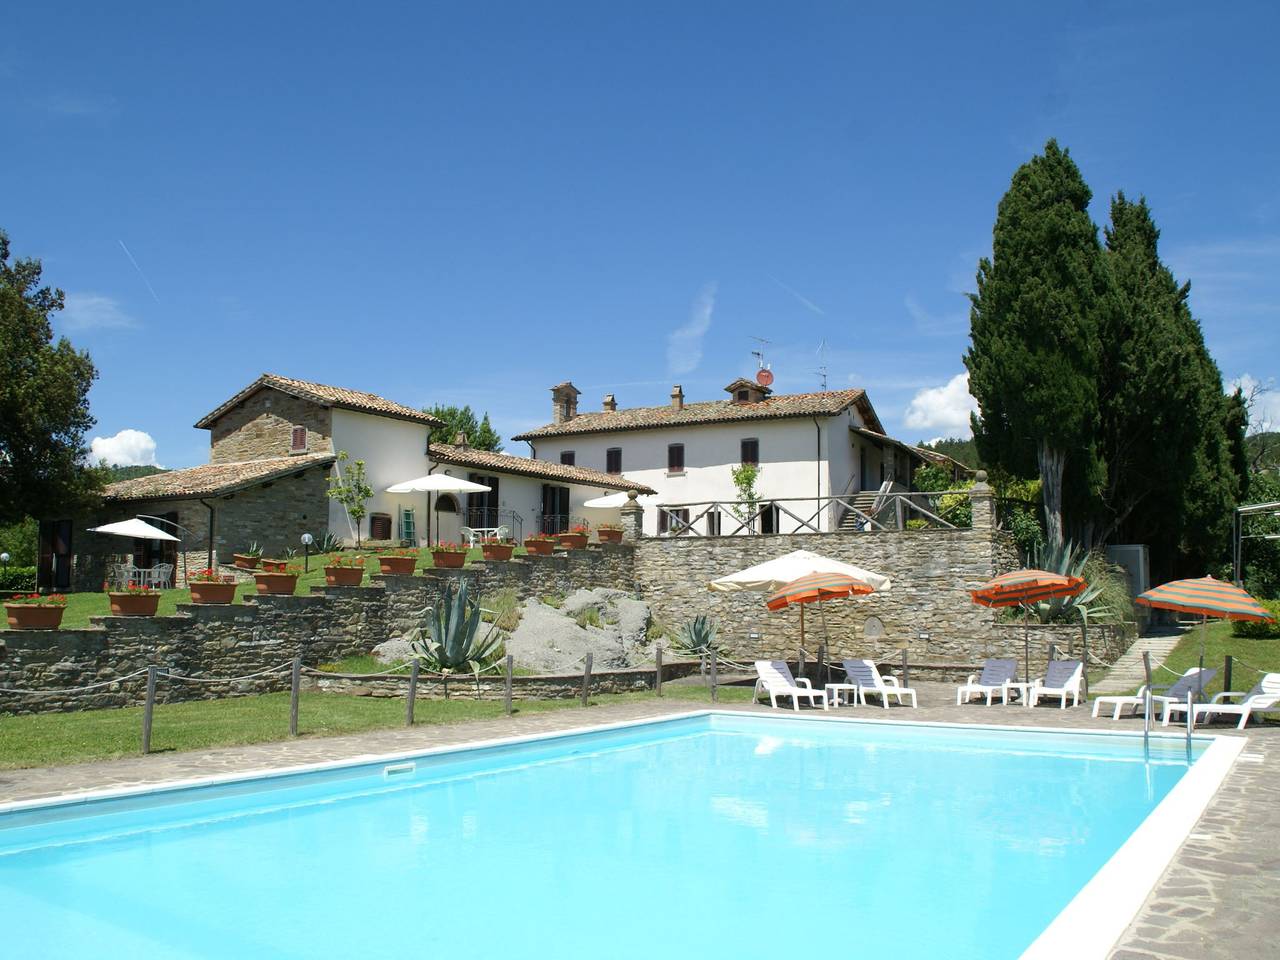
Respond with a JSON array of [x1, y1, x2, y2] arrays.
[[603, 393, 617, 413], [551, 382, 580, 424], [453, 431, 468, 449], [670, 384, 684, 410]]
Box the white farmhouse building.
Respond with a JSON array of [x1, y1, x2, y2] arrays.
[[511, 377, 928, 536]]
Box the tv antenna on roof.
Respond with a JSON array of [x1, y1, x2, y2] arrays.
[[750, 336, 771, 370], [814, 339, 829, 389]]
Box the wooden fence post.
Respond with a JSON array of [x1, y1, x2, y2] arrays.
[[405, 658, 419, 726], [655, 645, 664, 697], [141, 665, 158, 755], [1224, 654, 1233, 695], [581, 653, 593, 706], [289, 657, 302, 737], [710, 649, 718, 703], [504, 654, 514, 716]]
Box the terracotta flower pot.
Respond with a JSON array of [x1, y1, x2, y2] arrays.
[[378, 555, 417, 575], [252, 572, 298, 595], [259, 559, 288, 573], [431, 550, 466, 569], [189, 581, 237, 604], [523, 539, 555, 556], [481, 543, 514, 561], [597, 529, 623, 544], [557, 533, 588, 550], [4, 604, 65, 630], [233, 554, 260, 569], [324, 566, 365, 586], [109, 592, 161, 616]]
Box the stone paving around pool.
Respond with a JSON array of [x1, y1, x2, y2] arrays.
[[1, 682, 1274, 960]]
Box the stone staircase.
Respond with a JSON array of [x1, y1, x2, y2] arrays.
[[1091, 635, 1182, 694]]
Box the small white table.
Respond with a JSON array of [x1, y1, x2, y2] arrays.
[[1003, 681, 1035, 707], [826, 683, 861, 707]]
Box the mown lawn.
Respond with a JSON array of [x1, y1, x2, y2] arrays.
[[1151, 619, 1280, 697], [2, 547, 525, 631], [0, 684, 752, 770]]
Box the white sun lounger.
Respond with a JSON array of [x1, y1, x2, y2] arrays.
[[1091, 667, 1217, 720], [956, 658, 1020, 705], [1164, 672, 1280, 730], [1028, 659, 1083, 708], [753, 660, 829, 712], [841, 659, 917, 708]]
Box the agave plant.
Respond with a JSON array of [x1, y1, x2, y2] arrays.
[[1027, 540, 1132, 625], [677, 614, 718, 655], [413, 579, 502, 697]]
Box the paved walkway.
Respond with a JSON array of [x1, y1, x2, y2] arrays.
[[1093, 634, 1184, 694], [2, 684, 1275, 959]]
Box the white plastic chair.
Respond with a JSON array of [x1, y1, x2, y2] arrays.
[[459, 526, 478, 547], [753, 660, 829, 711], [1165, 673, 1280, 730], [494, 525, 510, 542], [1028, 659, 1083, 708], [1092, 667, 1215, 720], [956, 658, 1019, 706], [842, 659, 917, 708]]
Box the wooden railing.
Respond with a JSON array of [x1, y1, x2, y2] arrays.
[[653, 491, 973, 537]]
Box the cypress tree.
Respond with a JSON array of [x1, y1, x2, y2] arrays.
[[964, 140, 1107, 546]]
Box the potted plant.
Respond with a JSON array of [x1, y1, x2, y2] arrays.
[[259, 556, 288, 573], [324, 554, 366, 586], [109, 582, 161, 617], [431, 542, 468, 569], [377, 548, 418, 575], [4, 593, 68, 630], [480, 537, 514, 561], [253, 564, 300, 595], [188, 568, 238, 604], [523, 533, 557, 556], [233, 541, 262, 569], [597, 523, 623, 544], [557, 524, 590, 550]]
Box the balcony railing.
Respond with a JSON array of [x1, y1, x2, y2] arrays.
[[653, 492, 975, 537]]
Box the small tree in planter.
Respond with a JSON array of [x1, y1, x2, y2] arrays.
[[323, 554, 366, 586], [430, 542, 468, 569], [413, 579, 502, 698], [327, 451, 374, 548], [4, 593, 67, 630], [189, 568, 237, 604], [109, 582, 161, 616]]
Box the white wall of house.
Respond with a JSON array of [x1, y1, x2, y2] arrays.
[[527, 411, 871, 535], [328, 409, 432, 543]]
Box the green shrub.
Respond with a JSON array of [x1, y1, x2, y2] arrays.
[[0, 566, 38, 592], [481, 588, 522, 632], [1232, 600, 1280, 639], [574, 607, 602, 629]]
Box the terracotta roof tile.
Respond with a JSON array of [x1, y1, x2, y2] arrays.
[[429, 444, 655, 494], [195, 374, 443, 428], [103, 453, 336, 502], [512, 388, 879, 440]]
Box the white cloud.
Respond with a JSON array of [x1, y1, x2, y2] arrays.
[[90, 429, 161, 467], [1230, 373, 1280, 433], [667, 281, 717, 377], [903, 372, 979, 437], [60, 293, 137, 331]]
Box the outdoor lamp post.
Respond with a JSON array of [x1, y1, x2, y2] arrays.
[[0, 552, 9, 575], [301, 533, 314, 572]]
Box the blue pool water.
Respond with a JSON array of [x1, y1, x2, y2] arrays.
[[0, 714, 1202, 959]]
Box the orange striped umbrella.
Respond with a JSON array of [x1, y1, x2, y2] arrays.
[[1135, 576, 1273, 622], [971, 569, 1087, 685], [971, 569, 1087, 608], [766, 572, 874, 611]]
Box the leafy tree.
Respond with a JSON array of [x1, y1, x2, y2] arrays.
[[965, 140, 1109, 548], [102, 464, 167, 481], [729, 462, 762, 530], [326, 451, 374, 547], [0, 229, 102, 525], [1238, 470, 1280, 599], [915, 436, 983, 471], [0, 516, 38, 565], [425, 404, 503, 451]]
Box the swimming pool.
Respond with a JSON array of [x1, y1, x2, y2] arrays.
[[0, 712, 1239, 959]]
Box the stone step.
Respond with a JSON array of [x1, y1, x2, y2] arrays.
[[1092, 636, 1182, 694]]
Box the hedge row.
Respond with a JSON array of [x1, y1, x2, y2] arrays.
[[1232, 598, 1280, 639], [0, 566, 38, 592]]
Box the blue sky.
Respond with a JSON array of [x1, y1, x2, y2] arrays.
[[5, 1, 1279, 468]]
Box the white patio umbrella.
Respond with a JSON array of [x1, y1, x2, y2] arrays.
[[385, 474, 491, 545], [581, 491, 631, 509], [88, 518, 180, 541], [708, 549, 890, 651]]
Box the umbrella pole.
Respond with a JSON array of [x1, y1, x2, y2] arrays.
[[427, 492, 432, 547], [799, 603, 805, 651], [1024, 606, 1031, 684], [1198, 614, 1208, 700]]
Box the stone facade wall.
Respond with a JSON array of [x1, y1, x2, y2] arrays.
[[208, 387, 333, 463], [634, 527, 1022, 667]]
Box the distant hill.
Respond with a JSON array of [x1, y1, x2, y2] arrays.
[[102, 464, 168, 482], [915, 437, 982, 471]]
